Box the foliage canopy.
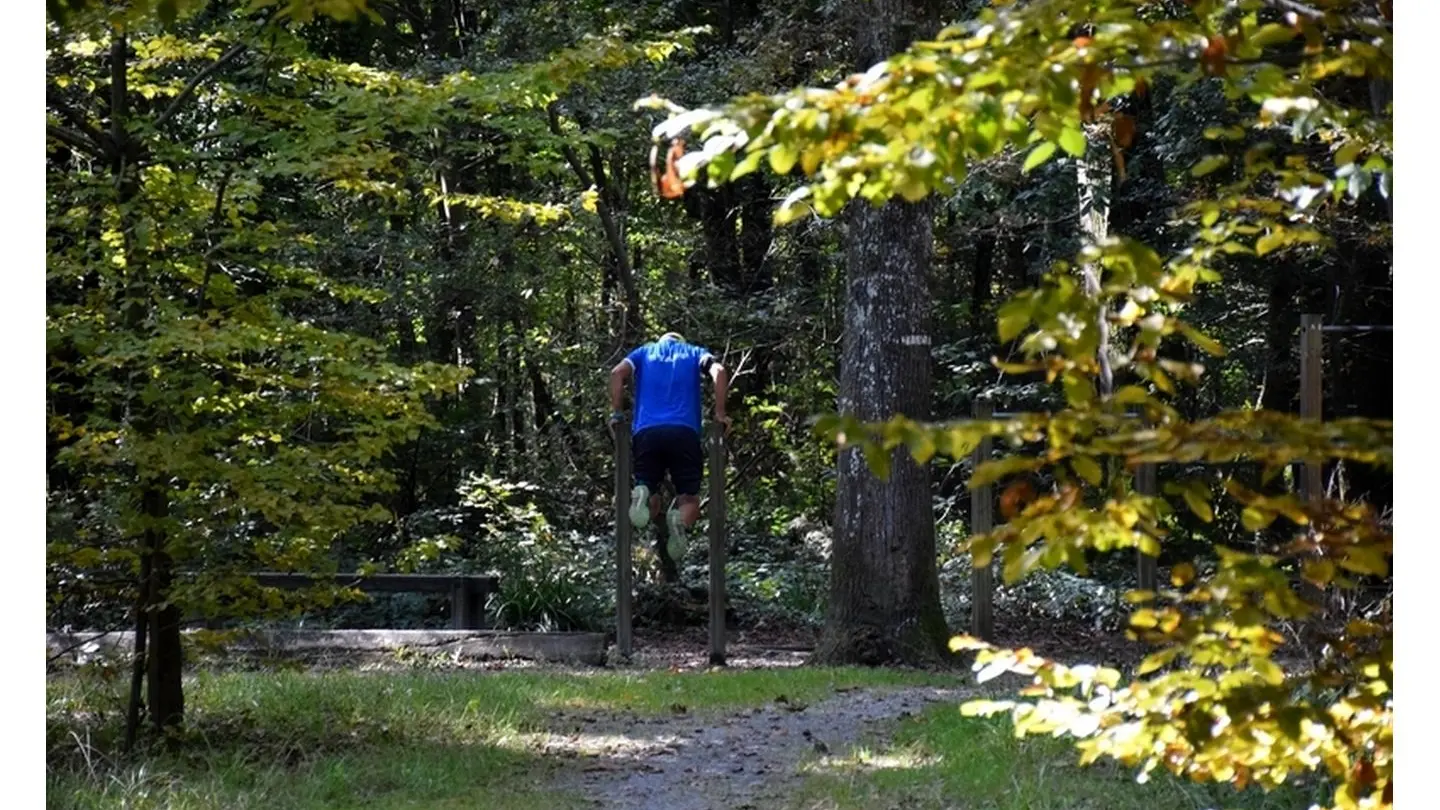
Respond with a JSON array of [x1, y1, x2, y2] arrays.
[[641, 1, 1392, 808]]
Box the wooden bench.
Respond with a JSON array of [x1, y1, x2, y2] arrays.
[[251, 573, 499, 630]]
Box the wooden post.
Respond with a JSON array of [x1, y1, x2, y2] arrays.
[[708, 421, 728, 666], [614, 419, 634, 660], [1299, 314, 1324, 504], [970, 400, 995, 642], [1135, 462, 1158, 591]]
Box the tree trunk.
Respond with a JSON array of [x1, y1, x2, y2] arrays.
[[812, 0, 948, 666], [108, 28, 186, 736], [814, 199, 949, 665], [143, 484, 184, 734], [1077, 138, 1114, 396], [969, 233, 995, 339]]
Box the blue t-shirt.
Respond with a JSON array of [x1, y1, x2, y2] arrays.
[[626, 339, 713, 435]]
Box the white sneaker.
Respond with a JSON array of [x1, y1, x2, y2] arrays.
[[666, 507, 688, 562], [629, 485, 651, 528]]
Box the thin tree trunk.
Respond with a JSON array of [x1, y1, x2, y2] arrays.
[[123, 550, 151, 751], [1077, 139, 1114, 396], [143, 484, 183, 734], [970, 233, 995, 339]]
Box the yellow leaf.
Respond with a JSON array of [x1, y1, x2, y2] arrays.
[[1170, 562, 1196, 587], [1138, 647, 1180, 674], [1241, 506, 1274, 532], [1255, 229, 1285, 256], [1130, 609, 1158, 629], [1253, 657, 1285, 686], [1182, 488, 1214, 523]]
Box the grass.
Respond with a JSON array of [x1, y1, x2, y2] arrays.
[[50, 664, 1335, 809], [788, 702, 1332, 810], [47, 664, 952, 810]]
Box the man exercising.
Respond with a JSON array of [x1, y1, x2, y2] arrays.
[[609, 332, 730, 565]]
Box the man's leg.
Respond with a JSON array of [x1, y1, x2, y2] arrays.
[[630, 429, 662, 528], [665, 427, 705, 557], [674, 494, 700, 528]]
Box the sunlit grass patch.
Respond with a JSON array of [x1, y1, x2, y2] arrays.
[[789, 701, 1332, 810]]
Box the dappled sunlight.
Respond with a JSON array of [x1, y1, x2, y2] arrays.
[[799, 745, 941, 776], [501, 727, 687, 762]]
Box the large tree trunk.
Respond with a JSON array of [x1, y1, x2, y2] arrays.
[[812, 0, 948, 667]]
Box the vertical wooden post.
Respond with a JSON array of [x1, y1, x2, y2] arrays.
[[614, 419, 633, 660], [1299, 314, 1324, 504], [708, 421, 728, 666], [1135, 462, 1158, 591], [970, 400, 994, 642]]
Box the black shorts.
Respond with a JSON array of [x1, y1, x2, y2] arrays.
[[633, 425, 703, 496]]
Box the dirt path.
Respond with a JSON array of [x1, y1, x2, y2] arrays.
[[537, 685, 963, 810]]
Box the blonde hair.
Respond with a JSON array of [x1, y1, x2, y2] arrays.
[[659, 331, 685, 343]]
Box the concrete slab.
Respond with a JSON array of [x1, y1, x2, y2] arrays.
[[47, 629, 608, 666]]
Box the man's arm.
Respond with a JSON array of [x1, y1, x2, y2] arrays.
[[707, 359, 729, 426], [609, 359, 632, 414]]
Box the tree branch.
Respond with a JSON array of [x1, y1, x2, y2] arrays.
[[1264, 0, 1390, 28], [154, 41, 248, 129], [46, 87, 108, 152], [545, 103, 594, 188], [47, 123, 101, 156]]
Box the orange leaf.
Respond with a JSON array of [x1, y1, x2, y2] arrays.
[[1134, 76, 1149, 99], [1202, 35, 1228, 77], [1000, 480, 1036, 520]]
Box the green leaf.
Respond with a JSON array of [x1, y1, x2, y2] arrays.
[[729, 149, 766, 180], [1112, 385, 1151, 406], [768, 143, 799, 175], [1071, 456, 1103, 487], [996, 299, 1031, 342], [1058, 127, 1087, 158], [1334, 140, 1364, 167], [906, 429, 937, 465], [896, 172, 929, 202], [1182, 487, 1214, 523], [1249, 23, 1297, 49], [1191, 155, 1230, 177], [1177, 323, 1227, 356], [1022, 141, 1057, 173]]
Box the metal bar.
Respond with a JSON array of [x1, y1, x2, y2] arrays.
[[708, 422, 728, 666], [615, 419, 634, 660], [1135, 462, 1158, 591], [1299, 314, 1324, 503], [970, 399, 995, 642], [1320, 325, 1392, 333], [450, 581, 470, 630], [250, 573, 496, 593]]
